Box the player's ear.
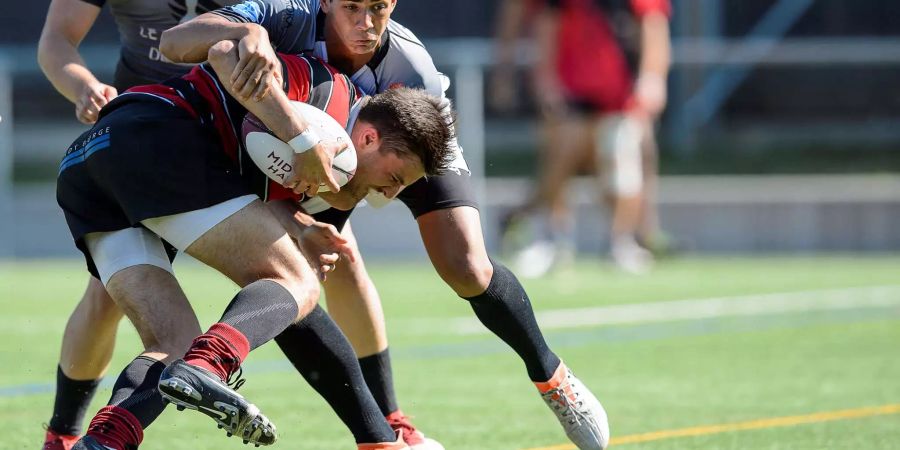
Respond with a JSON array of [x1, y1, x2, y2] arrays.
[[320, 0, 331, 13], [364, 126, 381, 150]]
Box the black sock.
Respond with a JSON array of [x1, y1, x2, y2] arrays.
[[107, 356, 167, 428], [220, 279, 300, 350], [48, 366, 101, 435], [358, 349, 399, 416], [275, 306, 395, 444], [462, 260, 561, 382]]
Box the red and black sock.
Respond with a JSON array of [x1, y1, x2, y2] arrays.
[[185, 279, 299, 380], [85, 406, 143, 450], [462, 260, 561, 382]]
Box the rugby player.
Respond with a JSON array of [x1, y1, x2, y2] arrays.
[[161, 1, 610, 448], [37, 0, 242, 448], [493, 0, 672, 276], [38, 0, 438, 447], [60, 43, 454, 449]]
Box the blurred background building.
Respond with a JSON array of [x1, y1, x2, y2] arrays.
[[1, 0, 899, 260]]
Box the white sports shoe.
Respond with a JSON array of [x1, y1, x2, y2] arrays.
[[536, 363, 610, 450], [513, 240, 559, 278], [611, 235, 653, 275]]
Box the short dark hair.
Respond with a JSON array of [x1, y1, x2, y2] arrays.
[[358, 87, 455, 176]]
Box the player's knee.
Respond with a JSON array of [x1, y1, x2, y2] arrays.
[[441, 252, 494, 298], [83, 277, 124, 323], [257, 251, 321, 319], [598, 115, 643, 196]]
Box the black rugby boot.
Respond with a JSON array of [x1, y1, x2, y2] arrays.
[[158, 359, 276, 447]]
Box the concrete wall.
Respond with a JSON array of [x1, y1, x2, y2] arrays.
[[8, 175, 900, 261]]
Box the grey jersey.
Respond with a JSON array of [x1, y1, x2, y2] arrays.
[[81, 0, 241, 89], [213, 0, 467, 173]]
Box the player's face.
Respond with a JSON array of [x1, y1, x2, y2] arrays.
[[318, 125, 424, 210], [321, 0, 396, 55]]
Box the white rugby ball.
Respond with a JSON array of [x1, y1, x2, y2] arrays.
[[242, 101, 357, 192]]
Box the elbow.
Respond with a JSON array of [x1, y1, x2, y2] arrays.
[[36, 37, 55, 75], [158, 29, 181, 62]]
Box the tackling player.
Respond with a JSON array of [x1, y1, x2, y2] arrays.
[[38, 0, 438, 448], [62, 44, 454, 450], [161, 1, 610, 448]]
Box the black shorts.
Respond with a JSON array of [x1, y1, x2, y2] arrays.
[[57, 95, 252, 251], [396, 169, 478, 218]]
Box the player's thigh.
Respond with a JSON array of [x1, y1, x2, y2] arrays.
[[160, 199, 319, 309], [84, 228, 200, 355]]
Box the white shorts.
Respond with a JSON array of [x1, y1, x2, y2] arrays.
[[84, 195, 257, 285]]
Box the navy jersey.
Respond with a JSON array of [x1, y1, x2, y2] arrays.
[[126, 53, 362, 204], [211, 0, 467, 173], [78, 0, 242, 89]]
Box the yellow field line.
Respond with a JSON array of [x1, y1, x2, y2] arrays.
[[524, 403, 900, 450]]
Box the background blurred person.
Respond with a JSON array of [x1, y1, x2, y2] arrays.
[[36, 0, 241, 448], [492, 0, 671, 276]]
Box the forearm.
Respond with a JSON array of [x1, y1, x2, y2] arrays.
[[494, 0, 526, 68], [638, 13, 671, 79], [206, 40, 309, 142], [37, 37, 100, 104], [161, 13, 261, 64], [532, 12, 560, 87]]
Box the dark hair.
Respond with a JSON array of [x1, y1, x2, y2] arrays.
[[357, 87, 455, 176]]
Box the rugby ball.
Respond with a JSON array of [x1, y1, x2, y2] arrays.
[[242, 101, 357, 192]]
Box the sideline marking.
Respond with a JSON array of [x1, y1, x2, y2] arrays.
[[451, 285, 900, 335], [524, 403, 900, 450]]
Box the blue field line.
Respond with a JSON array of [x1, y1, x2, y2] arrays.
[[2, 306, 897, 399]]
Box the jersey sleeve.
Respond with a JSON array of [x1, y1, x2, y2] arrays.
[[211, 0, 318, 53], [630, 0, 672, 17]]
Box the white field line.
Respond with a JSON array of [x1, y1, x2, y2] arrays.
[[448, 285, 900, 335]]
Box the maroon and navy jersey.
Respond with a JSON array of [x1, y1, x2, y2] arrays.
[[126, 53, 362, 202], [537, 0, 671, 111]]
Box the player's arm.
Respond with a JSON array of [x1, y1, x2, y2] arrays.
[[633, 0, 672, 117], [267, 199, 356, 280], [490, 0, 527, 112], [206, 40, 345, 195], [532, 1, 566, 117], [161, 0, 284, 101], [37, 0, 117, 124]]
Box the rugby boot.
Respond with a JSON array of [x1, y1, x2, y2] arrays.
[[357, 433, 410, 450], [69, 435, 117, 450], [385, 410, 444, 450], [42, 429, 79, 450], [158, 359, 276, 446], [536, 362, 610, 450]]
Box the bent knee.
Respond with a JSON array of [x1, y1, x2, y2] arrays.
[[84, 277, 124, 322], [438, 254, 494, 298]]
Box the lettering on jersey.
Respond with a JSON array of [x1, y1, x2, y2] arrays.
[[139, 26, 160, 41], [148, 46, 180, 63], [265, 151, 293, 180]]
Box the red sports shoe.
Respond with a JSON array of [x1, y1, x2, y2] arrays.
[[385, 411, 444, 450], [42, 429, 79, 450]]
